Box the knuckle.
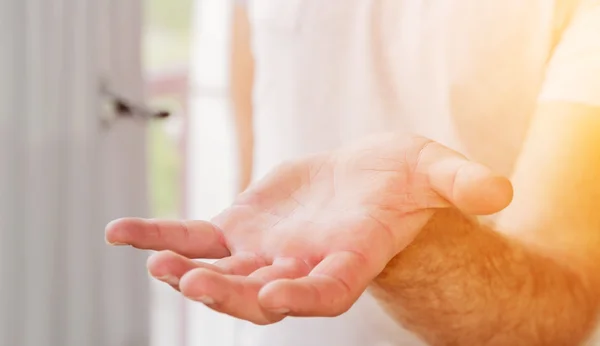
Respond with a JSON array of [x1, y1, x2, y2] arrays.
[[412, 138, 437, 170]]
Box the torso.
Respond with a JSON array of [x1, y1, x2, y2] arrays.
[[241, 0, 578, 345]]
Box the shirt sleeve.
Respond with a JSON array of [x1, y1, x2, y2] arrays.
[[234, 0, 248, 7], [538, 1, 600, 106]]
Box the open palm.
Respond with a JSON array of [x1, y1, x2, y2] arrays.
[[105, 134, 512, 324]]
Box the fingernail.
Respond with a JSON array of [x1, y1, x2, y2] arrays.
[[105, 219, 120, 230], [270, 308, 290, 315], [195, 296, 215, 305], [106, 241, 128, 246], [157, 275, 180, 286]]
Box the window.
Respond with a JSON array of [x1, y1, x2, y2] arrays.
[[144, 1, 237, 345], [143, 1, 192, 345]]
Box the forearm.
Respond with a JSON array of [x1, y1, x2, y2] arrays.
[[370, 209, 600, 346], [235, 120, 253, 192], [230, 3, 254, 192]]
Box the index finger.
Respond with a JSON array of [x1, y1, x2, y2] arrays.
[[105, 218, 231, 259]]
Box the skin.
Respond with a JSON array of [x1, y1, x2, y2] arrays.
[[106, 133, 513, 323], [105, 4, 600, 346], [230, 4, 254, 192], [105, 103, 600, 345], [369, 102, 600, 345]]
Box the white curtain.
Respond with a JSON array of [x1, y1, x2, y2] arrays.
[[0, 0, 150, 345], [186, 0, 238, 345]]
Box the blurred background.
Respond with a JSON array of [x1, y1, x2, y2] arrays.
[[0, 0, 238, 345]]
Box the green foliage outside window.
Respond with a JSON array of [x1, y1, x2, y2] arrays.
[[144, 0, 193, 218]]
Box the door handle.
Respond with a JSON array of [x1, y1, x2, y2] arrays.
[[99, 81, 170, 129]]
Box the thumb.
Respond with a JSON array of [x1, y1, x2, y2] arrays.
[[416, 141, 513, 215]]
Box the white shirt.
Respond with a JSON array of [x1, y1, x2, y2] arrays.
[[232, 0, 600, 345]]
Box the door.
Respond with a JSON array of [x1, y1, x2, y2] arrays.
[[0, 0, 150, 345]]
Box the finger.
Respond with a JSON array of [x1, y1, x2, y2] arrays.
[[258, 251, 373, 317], [147, 250, 225, 289], [179, 269, 285, 325], [415, 139, 513, 215], [249, 257, 311, 281], [214, 253, 268, 275], [105, 218, 230, 259]]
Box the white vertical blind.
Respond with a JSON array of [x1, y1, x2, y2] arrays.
[[0, 0, 150, 345]]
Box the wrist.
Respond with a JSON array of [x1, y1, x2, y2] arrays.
[[374, 209, 482, 286]]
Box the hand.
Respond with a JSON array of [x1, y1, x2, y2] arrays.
[[105, 134, 512, 324]]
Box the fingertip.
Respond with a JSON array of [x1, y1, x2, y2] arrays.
[[179, 268, 216, 298], [104, 218, 128, 245], [454, 164, 513, 215], [486, 175, 513, 211], [146, 250, 178, 277], [259, 278, 353, 317], [104, 217, 147, 245], [258, 279, 295, 312]]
